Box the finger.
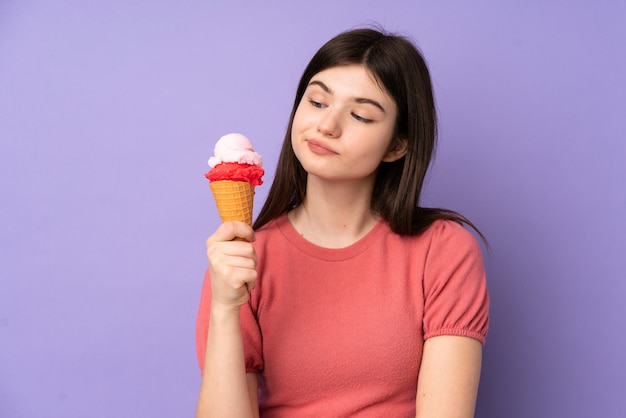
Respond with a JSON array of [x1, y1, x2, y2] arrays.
[[208, 249, 257, 272], [207, 238, 257, 262], [209, 263, 258, 304], [208, 222, 256, 244]]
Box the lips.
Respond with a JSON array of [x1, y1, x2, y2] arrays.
[[306, 138, 338, 155]]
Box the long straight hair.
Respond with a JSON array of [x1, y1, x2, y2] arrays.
[[253, 28, 483, 240]]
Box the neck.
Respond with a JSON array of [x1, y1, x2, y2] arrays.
[[288, 176, 379, 248]]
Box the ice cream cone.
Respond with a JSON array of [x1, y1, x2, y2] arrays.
[[209, 180, 255, 225]]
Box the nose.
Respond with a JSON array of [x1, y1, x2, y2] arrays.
[[316, 110, 341, 138]]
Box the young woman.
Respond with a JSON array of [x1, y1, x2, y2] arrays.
[[196, 27, 489, 418]]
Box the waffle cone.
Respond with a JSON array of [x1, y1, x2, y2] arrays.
[[209, 180, 255, 225]]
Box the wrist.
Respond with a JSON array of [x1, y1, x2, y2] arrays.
[[210, 303, 242, 322]]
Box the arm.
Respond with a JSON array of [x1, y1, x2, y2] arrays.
[[195, 222, 260, 418], [415, 336, 483, 418], [196, 310, 260, 418]]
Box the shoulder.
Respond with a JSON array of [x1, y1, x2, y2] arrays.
[[394, 219, 481, 254], [413, 220, 485, 269], [424, 220, 480, 248], [419, 220, 487, 287]]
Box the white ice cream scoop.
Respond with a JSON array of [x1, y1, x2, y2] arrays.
[[208, 133, 263, 167]]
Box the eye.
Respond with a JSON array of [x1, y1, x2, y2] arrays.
[[352, 113, 373, 123], [308, 99, 324, 108]]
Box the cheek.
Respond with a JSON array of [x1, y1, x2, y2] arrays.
[[291, 104, 309, 134], [290, 121, 305, 163]]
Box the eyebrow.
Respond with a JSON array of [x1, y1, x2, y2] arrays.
[[308, 80, 387, 114]]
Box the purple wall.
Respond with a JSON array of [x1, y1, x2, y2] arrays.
[[1, 1, 624, 417]]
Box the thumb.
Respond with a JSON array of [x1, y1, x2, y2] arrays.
[[211, 221, 256, 243]]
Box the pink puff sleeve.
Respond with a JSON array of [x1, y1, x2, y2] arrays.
[[195, 268, 264, 375], [422, 221, 490, 343]]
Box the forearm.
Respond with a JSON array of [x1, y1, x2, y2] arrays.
[[196, 307, 256, 418]]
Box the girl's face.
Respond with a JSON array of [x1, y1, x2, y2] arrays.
[[291, 64, 406, 185]]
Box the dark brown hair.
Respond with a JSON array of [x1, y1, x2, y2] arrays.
[[254, 27, 483, 240]]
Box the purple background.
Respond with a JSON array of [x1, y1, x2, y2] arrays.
[[1, 1, 624, 417]]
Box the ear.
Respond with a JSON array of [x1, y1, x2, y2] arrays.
[[382, 137, 408, 162]]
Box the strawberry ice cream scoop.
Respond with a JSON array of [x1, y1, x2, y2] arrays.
[[205, 162, 264, 186]]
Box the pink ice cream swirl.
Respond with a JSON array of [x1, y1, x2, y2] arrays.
[[208, 133, 263, 167]]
